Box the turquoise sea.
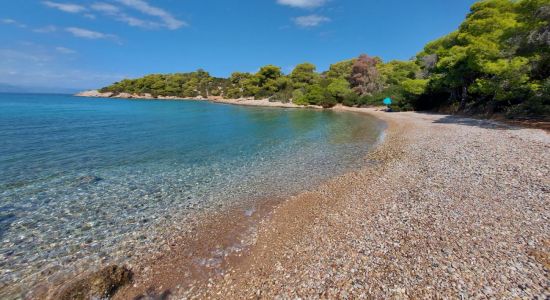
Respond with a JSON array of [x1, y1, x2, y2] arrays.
[[0, 93, 383, 296]]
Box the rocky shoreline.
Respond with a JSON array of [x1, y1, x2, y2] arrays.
[[76, 90, 204, 100], [75, 90, 323, 109], [110, 107, 549, 299]]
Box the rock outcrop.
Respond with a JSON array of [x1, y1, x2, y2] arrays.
[[56, 265, 132, 300], [75, 90, 113, 98]]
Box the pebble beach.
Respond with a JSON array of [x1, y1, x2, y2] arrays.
[[115, 106, 549, 299]]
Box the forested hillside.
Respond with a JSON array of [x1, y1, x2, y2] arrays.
[[100, 0, 549, 118]]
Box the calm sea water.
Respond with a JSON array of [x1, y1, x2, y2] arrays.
[[0, 93, 383, 295]]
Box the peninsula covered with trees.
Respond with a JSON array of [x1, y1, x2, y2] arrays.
[[97, 0, 549, 119]]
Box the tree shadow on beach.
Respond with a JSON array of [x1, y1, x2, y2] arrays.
[[430, 114, 520, 130]]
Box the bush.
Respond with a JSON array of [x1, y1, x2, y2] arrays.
[[318, 94, 337, 108], [270, 87, 293, 103], [292, 89, 308, 105], [506, 79, 550, 119], [254, 88, 272, 100], [342, 92, 359, 107]]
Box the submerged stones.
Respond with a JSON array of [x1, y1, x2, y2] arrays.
[[56, 265, 132, 300], [76, 175, 103, 186]]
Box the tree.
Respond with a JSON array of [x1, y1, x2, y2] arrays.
[[470, 57, 531, 112], [290, 63, 319, 89], [271, 77, 294, 102], [327, 78, 352, 102], [227, 72, 253, 98], [254, 65, 283, 98], [421, 0, 522, 110], [292, 89, 307, 105], [401, 79, 429, 96], [378, 60, 420, 86], [256, 65, 282, 85], [349, 54, 383, 96], [326, 59, 355, 80], [302, 84, 325, 105], [291, 83, 337, 108]]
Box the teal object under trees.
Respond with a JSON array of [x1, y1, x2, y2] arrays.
[[383, 97, 392, 106]]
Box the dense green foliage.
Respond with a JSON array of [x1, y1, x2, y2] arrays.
[[99, 70, 226, 98], [413, 0, 550, 118], [100, 0, 549, 118]]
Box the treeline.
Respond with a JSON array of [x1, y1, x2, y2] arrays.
[[414, 0, 550, 118], [99, 70, 230, 98], [100, 0, 549, 118]]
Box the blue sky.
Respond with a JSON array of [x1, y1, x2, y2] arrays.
[[0, 0, 477, 90]]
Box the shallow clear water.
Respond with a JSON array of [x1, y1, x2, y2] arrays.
[[0, 94, 383, 295]]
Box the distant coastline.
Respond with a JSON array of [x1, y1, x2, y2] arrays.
[[75, 89, 324, 109]]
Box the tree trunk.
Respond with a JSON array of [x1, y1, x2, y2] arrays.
[[487, 99, 495, 116], [450, 89, 457, 102], [459, 85, 468, 111]]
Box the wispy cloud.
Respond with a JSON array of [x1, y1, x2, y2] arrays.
[[0, 45, 125, 89], [41, 1, 186, 30], [115, 0, 187, 29], [55, 46, 77, 54], [65, 27, 119, 43], [91, 2, 158, 29], [1, 18, 27, 28], [42, 1, 86, 13], [91, 2, 120, 14], [66, 27, 105, 39], [293, 15, 330, 27], [277, 0, 327, 9], [0, 67, 126, 90], [0, 48, 52, 63], [1, 19, 17, 24], [33, 25, 58, 33], [117, 15, 157, 28]]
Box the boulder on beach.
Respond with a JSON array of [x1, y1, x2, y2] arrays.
[[57, 265, 132, 300]]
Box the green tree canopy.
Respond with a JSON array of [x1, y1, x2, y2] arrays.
[[291, 63, 319, 89]]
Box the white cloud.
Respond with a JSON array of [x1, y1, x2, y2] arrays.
[[277, 0, 327, 8], [91, 2, 157, 29], [1, 18, 16, 24], [43, 1, 86, 13], [65, 27, 118, 42], [42, 1, 186, 31], [0, 46, 125, 90], [293, 15, 330, 27], [0, 48, 52, 63], [55, 46, 76, 54], [91, 2, 120, 14], [0, 67, 126, 90], [117, 15, 157, 28], [33, 25, 58, 33], [115, 0, 187, 29], [1, 18, 27, 28]]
